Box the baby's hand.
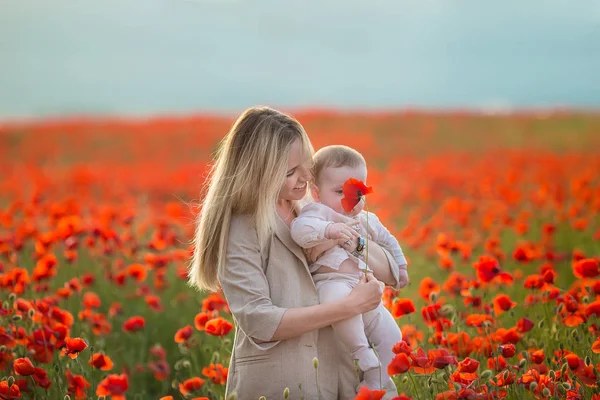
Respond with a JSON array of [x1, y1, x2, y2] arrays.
[[326, 222, 360, 241], [397, 267, 409, 289]]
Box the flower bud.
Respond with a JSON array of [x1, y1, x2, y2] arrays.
[[549, 370, 556, 380], [441, 304, 455, 316], [559, 342, 564, 350], [480, 370, 493, 380], [64, 396, 72, 400], [11, 315, 22, 322], [7, 376, 14, 386], [259, 397, 266, 400], [542, 388, 551, 397], [452, 382, 461, 391], [226, 392, 238, 400], [0, 346, 6, 353], [585, 356, 592, 366], [537, 319, 544, 329], [313, 357, 319, 369], [519, 358, 527, 368], [283, 387, 290, 399], [28, 309, 35, 318], [582, 296, 589, 304], [2, 301, 9, 310], [529, 382, 538, 391], [8, 293, 16, 302], [429, 292, 438, 303], [521, 351, 529, 360], [557, 384, 566, 395]]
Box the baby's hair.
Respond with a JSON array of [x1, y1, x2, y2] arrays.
[[312, 145, 366, 184]]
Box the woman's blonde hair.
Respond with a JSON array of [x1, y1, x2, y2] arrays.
[[188, 106, 313, 292]]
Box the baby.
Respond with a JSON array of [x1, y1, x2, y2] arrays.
[[290, 145, 409, 394]]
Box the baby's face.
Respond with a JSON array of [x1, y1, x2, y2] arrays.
[[312, 165, 367, 214]]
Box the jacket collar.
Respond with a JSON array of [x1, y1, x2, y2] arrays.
[[274, 214, 311, 274]]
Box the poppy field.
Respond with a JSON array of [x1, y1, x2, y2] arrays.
[[1, 110, 600, 400]]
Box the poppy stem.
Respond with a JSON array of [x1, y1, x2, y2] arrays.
[[365, 199, 369, 270]]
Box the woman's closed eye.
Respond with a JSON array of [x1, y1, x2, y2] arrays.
[[334, 189, 343, 195], [287, 168, 296, 177]]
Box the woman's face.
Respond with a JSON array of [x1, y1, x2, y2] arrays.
[[279, 139, 312, 201]]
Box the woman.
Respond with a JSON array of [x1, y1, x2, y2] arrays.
[[188, 106, 403, 400]]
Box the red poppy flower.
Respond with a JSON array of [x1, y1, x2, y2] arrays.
[[65, 370, 91, 400], [96, 374, 128, 400], [392, 341, 413, 355], [148, 360, 171, 381], [499, 343, 516, 358], [194, 312, 211, 331], [122, 316, 145, 333], [573, 258, 599, 278], [179, 377, 205, 395], [204, 317, 233, 337], [13, 357, 35, 376], [0, 381, 21, 399], [174, 325, 194, 344], [202, 363, 228, 384], [493, 294, 517, 316], [341, 178, 373, 212], [472, 255, 513, 284], [516, 317, 534, 333], [457, 357, 479, 373], [61, 337, 88, 359], [592, 337, 600, 354], [353, 386, 386, 400], [89, 353, 114, 371], [388, 352, 411, 376], [392, 299, 416, 318], [32, 367, 51, 389]]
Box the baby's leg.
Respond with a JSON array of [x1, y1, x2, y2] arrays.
[[363, 303, 403, 395], [314, 272, 381, 388]]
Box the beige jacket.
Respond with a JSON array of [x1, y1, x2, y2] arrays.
[[219, 213, 401, 400]]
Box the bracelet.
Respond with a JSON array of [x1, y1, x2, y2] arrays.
[[351, 236, 365, 257]]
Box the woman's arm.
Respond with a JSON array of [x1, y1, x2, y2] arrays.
[[270, 273, 382, 341]]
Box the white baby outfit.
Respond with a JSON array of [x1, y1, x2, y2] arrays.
[[290, 202, 407, 395]]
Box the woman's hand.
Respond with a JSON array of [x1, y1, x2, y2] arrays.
[[347, 272, 383, 314]]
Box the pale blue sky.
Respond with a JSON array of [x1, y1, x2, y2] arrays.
[[1, 0, 599, 119]]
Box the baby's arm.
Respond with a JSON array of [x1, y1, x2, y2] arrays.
[[368, 213, 407, 267], [291, 215, 359, 248], [368, 213, 409, 288], [290, 214, 333, 248]]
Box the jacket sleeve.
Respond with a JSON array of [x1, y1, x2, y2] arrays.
[[218, 215, 287, 350]]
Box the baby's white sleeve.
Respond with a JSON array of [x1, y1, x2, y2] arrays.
[[290, 215, 333, 248], [369, 213, 407, 267]]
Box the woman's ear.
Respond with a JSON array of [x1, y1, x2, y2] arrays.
[[310, 183, 320, 202]]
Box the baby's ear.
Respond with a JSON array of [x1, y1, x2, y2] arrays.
[[310, 183, 320, 202]]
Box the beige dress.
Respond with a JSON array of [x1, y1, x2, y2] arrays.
[[219, 214, 401, 400]]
